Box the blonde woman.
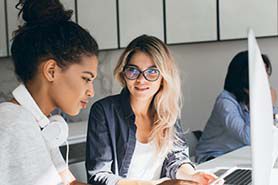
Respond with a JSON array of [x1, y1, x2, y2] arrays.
[[86, 35, 218, 185]]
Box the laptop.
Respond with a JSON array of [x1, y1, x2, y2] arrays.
[[208, 29, 278, 185]]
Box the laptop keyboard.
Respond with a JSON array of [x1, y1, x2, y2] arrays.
[[215, 169, 252, 185]]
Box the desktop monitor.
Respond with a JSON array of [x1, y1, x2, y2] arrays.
[[208, 30, 278, 185], [248, 29, 277, 185]]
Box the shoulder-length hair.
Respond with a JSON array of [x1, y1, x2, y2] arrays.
[[224, 50, 272, 105], [114, 35, 182, 152]]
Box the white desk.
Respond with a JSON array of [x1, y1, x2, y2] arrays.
[[197, 146, 252, 170], [196, 146, 278, 184]]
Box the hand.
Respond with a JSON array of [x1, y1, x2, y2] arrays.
[[157, 179, 199, 185], [190, 172, 223, 185], [176, 164, 221, 185]]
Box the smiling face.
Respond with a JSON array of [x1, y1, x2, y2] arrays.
[[124, 51, 162, 102], [49, 55, 98, 116]]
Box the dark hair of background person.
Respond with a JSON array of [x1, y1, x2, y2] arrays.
[[11, 0, 99, 84], [224, 50, 272, 105]]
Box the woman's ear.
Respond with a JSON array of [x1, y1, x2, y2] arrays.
[[42, 59, 59, 82]]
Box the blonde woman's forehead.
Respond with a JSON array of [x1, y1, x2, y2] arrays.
[[128, 51, 156, 70]]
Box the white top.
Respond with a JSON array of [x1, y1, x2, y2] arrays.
[[127, 140, 166, 180], [0, 102, 65, 185]]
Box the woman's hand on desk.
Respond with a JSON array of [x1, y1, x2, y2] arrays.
[[177, 172, 224, 185], [118, 178, 199, 185], [191, 172, 217, 184], [157, 178, 224, 185], [176, 164, 223, 185], [157, 179, 199, 185]]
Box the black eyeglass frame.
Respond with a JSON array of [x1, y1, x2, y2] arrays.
[[123, 65, 160, 82]]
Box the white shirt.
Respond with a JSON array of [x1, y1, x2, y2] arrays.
[[127, 140, 167, 180], [0, 102, 65, 185]]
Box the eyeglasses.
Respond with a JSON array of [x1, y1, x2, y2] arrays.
[[123, 65, 160, 82]]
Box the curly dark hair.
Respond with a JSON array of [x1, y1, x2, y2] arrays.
[[11, 0, 99, 83]]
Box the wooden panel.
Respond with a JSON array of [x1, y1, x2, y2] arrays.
[[77, 0, 118, 49], [119, 0, 164, 47], [166, 0, 217, 44], [7, 0, 22, 55], [220, 0, 278, 40], [0, 0, 7, 56]]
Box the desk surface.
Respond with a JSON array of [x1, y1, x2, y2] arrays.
[[197, 146, 252, 170], [196, 146, 278, 184]]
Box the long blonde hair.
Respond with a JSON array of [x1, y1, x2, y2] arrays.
[[114, 35, 182, 152]]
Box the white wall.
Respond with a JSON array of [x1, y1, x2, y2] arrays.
[[171, 38, 278, 130], [1, 37, 278, 131]]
